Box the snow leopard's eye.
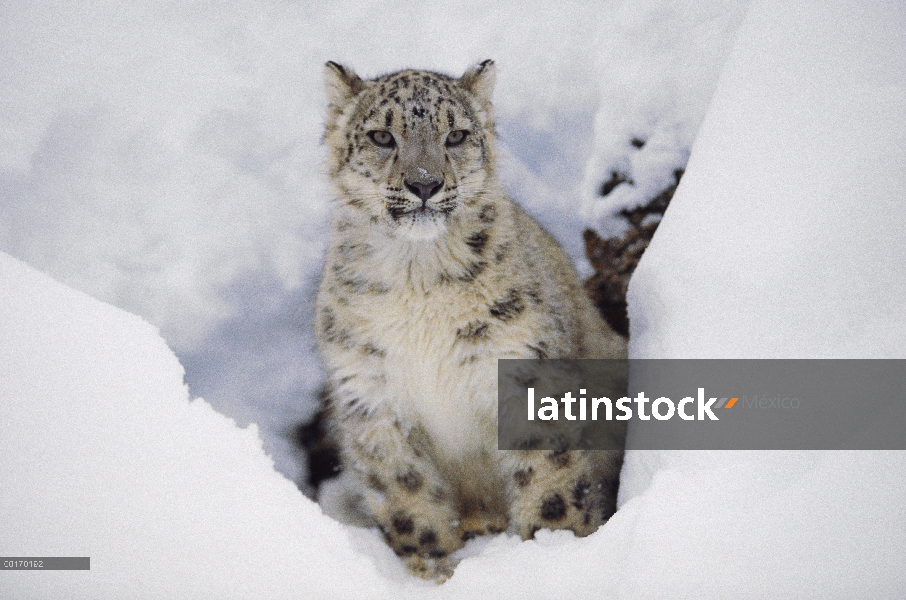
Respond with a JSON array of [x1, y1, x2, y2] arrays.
[[367, 130, 396, 148], [446, 130, 468, 147]]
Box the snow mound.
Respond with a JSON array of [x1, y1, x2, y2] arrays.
[[628, 0, 906, 358], [0, 252, 391, 599], [621, 0, 906, 595]]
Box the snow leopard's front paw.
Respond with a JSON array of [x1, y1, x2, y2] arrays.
[[403, 554, 455, 582], [376, 501, 464, 576]]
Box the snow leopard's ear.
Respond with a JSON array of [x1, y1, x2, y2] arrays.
[[324, 61, 364, 119], [459, 60, 496, 108]]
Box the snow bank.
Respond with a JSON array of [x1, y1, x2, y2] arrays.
[[628, 0, 906, 359], [0, 252, 396, 599], [621, 0, 906, 596]]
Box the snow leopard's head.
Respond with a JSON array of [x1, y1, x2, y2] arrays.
[[323, 60, 497, 239]]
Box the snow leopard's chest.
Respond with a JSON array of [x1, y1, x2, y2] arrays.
[[365, 285, 498, 460]]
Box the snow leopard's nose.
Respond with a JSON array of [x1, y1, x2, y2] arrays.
[[404, 179, 444, 202]]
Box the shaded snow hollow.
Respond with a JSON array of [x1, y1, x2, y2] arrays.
[[2, 0, 905, 597]]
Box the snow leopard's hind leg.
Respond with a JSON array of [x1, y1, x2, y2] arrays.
[[501, 449, 623, 540]]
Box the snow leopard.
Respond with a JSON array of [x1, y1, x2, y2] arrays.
[[315, 59, 627, 580]]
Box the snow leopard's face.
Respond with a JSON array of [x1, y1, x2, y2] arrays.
[[324, 61, 497, 239]]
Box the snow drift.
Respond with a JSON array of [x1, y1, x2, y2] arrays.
[[0, 252, 394, 599]]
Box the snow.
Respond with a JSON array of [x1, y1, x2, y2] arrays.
[[2, 0, 905, 597], [622, 0, 906, 595], [0, 252, 393, 599], [580, 0, 748, 236], [627, 0, 906, 359]]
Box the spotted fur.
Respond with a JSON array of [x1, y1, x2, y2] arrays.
[[316, 60, 627, 581]]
